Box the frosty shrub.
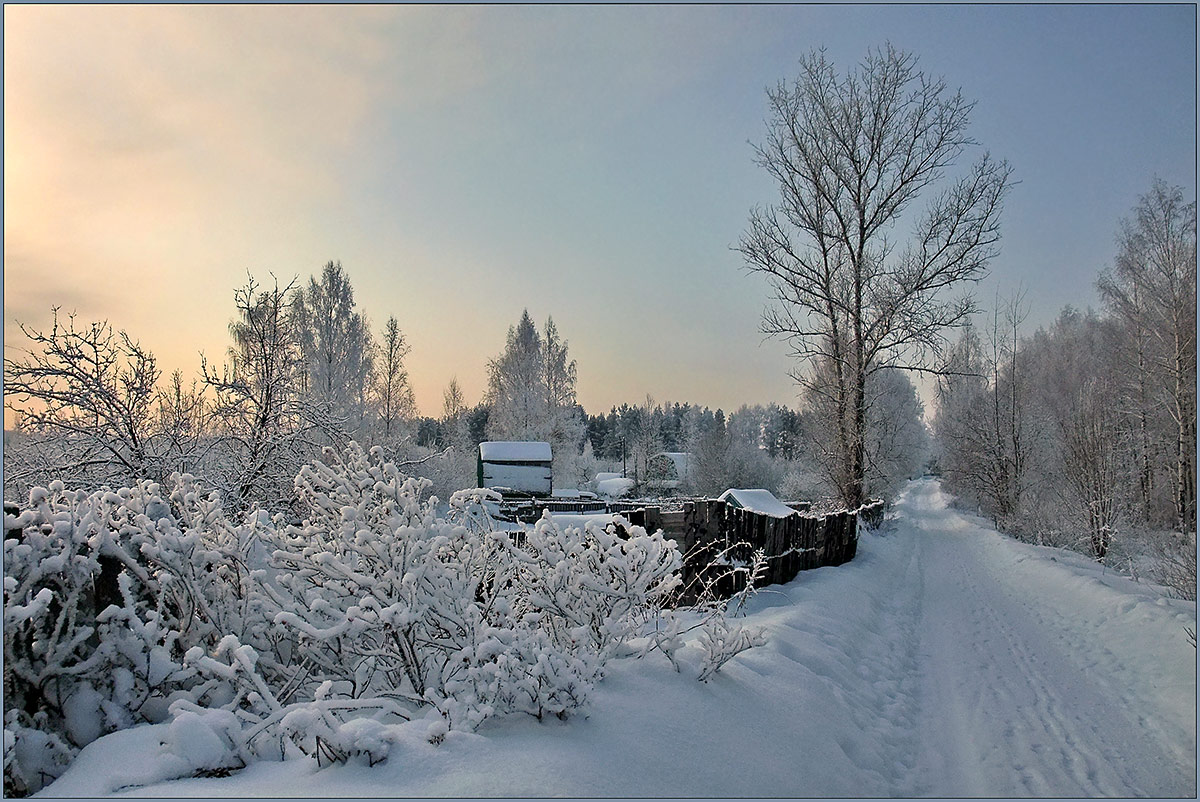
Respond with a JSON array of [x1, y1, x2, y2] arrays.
[[2, 477, 267, 795], [692, 548, 769, 682], [1155, 531, 1197, 603], [638, 543, 769, 681], [517, 512, 682, 663], [695, 613, 769, 682], [211, 444, 683, 763], [5, 443, 761, 789]]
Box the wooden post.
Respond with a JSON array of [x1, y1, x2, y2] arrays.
[[847, 511, 858, 561], [643, 506, 662, 535]]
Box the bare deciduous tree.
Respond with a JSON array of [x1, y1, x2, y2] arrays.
[[442, 377, 465, 422], [202, 274, 322, 509], [934, 291, 1032, 529], [934, 356, 1002, 521], [1098, 179, 1197, 532], [1061, 381, 1122, 561], [4, 310, 161, 492], [153, 370, 211, 477], [740, 45, 1012, 507]]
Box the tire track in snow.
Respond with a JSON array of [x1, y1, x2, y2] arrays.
[[955, 555, 1111, 794], [975, 532, 1197, 775], [966, 538, 1193, 796], [899, 480, 1195, 797], [875, 523, 925, 795]]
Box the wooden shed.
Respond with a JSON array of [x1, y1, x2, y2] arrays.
[[477, 441, 553, 497]]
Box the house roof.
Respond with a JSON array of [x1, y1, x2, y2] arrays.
[[597, 476, 636, 498], [479, 441, 552, 462]]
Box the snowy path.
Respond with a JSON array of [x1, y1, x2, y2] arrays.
[[43, 479, 1196, 798], [897, 481, 1195, 797]]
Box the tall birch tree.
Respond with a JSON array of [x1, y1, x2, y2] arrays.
[[292, 261, 375, 438], [740, 45, 1012, 507], [1098, 179, 1197, 532]]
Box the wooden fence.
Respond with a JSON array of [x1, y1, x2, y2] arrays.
[[626, 499, 885, 604], [501, 498, 688, 521], [499, 494, 885, 603]]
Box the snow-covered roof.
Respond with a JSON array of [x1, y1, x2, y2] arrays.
[[597, 477, 636, 498], [479, 441, 552, 462], [718, 488, 799, 519], [551, 489, 598, 500], [595, 472, 623, 483]]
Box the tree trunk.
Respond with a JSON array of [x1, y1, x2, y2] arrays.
[[1135, 326, 1155, 520], [1176, 366, 1196, 533], [1008, 311, 1023, 520], [1174, 328, 1197, 533], [847, 360, 867, 510], [848, 249, 867, 510]]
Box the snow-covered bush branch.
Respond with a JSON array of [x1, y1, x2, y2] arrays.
[[239, 444, 686, 747], [632, 543, 769, 681], [2, 476, 267, 795]]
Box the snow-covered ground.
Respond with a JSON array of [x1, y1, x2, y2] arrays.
[[41, 479, 1196, 798]]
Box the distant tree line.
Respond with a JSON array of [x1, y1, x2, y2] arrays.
[[4, 267, 929, 513], [5, 262, 421, 512], [933, 179, 1195, 583]]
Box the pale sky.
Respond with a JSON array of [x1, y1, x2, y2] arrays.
[[4, 5, 1196, 423]]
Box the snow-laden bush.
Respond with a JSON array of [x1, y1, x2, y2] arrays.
[[517, 511, 683, 664], [166, 444, 683, 766], [2, 714, 73, 797], [695, 614, 769, 682], [629, 542, 770, 680], [4, 443, 762, 791], [2, 477, 267, 795]]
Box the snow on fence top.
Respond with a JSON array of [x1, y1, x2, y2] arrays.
[[478, 441, 552, 462], [718, 488, 799, 518]]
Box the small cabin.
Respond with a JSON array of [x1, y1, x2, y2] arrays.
[[478, 441, 553, 497]]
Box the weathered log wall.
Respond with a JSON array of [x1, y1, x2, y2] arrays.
[[636, 499, 885, 604], [507, 495, 884, 603]]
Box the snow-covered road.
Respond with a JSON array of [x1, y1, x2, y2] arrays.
[[897, 480, 1195, 797], [44, 479, 1196, 798]]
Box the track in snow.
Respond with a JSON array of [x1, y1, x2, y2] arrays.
[[892, 480, 1196, 797]]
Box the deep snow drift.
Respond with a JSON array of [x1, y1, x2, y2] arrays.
[[42, 479, 1196, 797]]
